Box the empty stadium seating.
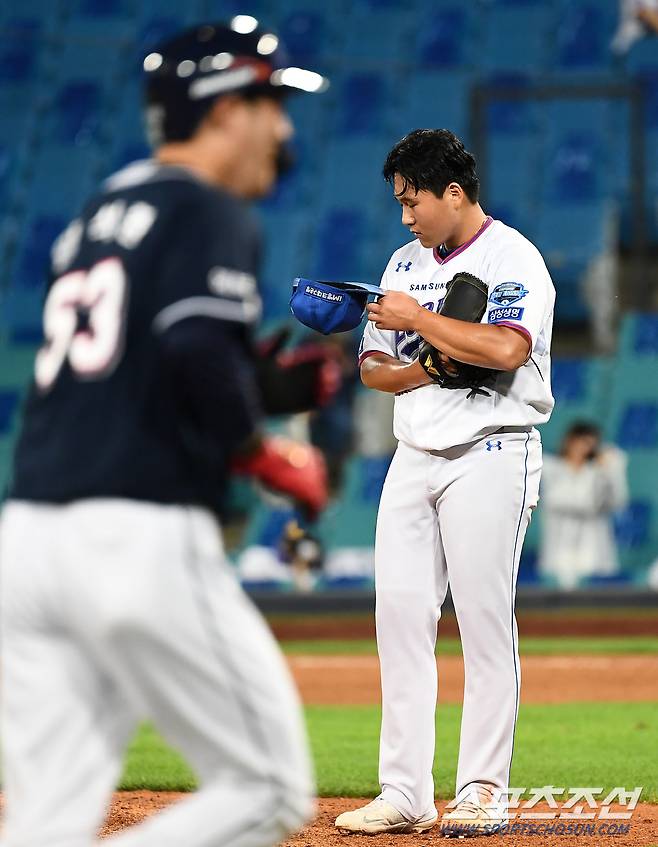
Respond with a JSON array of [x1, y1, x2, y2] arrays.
[[1, 1, 658, 584]]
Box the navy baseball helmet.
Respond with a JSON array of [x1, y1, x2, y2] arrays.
[[290, 277, 384, 335], [144, 18, 329, 146]]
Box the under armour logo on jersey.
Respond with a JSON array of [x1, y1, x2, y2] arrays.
[[486, 440, 502, 452], [395, 261, 412, 272]]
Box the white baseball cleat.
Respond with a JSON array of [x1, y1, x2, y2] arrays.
[[335, 798, 438, 834], [440, 798, 507, 837]]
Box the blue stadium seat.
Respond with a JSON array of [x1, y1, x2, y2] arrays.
[[616, 402, 658, 448], [337, 73, 390, 136], [638, 70, 658, 132], [350, 0, 406, 7], [479, 2, 553, 73], [286, 83, 329, 146], [544, 97, 610, 137], [0, 144, 26, 210], [484, 135, 537, 232], [75, 0, 129, 16], [11, 214, 66, 293], [63, 0, 133, 42], [260, 138, 314, 211], [259, 212, 309, 320], [360, 455, 392, 503], [0, 144, 10, 202], [484, 74, 541, 136], [416, 7, 474, 69], [0, 436, 16, 495], [632, 314, 658, 355], [389, 70, 472, 142], [135, 0, 203, 19], [3, 286, 45, 344], [312, 208, 369, 280], [535, 204, 608, 324], [0, 341, 36, 388], [380, 214, 414, 268], [0, 4, 61, 33], [623, 31, 658, 76], [535, 203, 607, 265], [550, 359, 588, 403], [618, 312, 658, 357], [279, 10, 326, 61], [340, 8, 412, 60], [24, 146, 99, 215], [51, 81, 102, 145], [0, 19, 40, 83], [317, 137, 391, 211], [106, 85, 148, 166], [138, 16, 185, 52], [537, 356, 612, 453], [0, 391, 20, 435], [555, 2, 613, 70], [544, 131, 603, 204], [614, 501, 652, 549], [606, 97, 631, 201]]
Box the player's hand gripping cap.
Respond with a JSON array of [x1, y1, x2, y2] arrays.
[[143, 18, 329, 146], [418, 271, 495, 393], [290, 277, 384, 334]]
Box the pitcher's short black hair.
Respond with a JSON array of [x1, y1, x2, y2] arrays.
[[382, 129, 480, 203]]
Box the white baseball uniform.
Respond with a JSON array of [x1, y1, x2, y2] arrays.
[[1, 163, 315, 846], [359, 217, 555, 820]]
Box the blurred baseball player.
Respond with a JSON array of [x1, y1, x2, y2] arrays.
[[335, 129, 555, 836], [1, 21, 331, 847]]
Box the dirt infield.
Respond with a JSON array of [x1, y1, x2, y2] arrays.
[[5, 647, 658, 843], [288, 654, 658, 703], [268, 611, 658, 641], [99, 793, 658, 846]]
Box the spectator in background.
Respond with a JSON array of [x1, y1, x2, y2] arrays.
[[539, 422, 629, 589], [612, 0, 658, 54]]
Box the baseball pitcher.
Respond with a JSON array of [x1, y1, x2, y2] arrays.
[[335, 129, 555, 836]]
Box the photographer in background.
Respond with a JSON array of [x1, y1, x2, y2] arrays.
[[539, 421, 629, 589]]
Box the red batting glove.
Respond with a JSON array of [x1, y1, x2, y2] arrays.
[[232, 436, 329, 520]]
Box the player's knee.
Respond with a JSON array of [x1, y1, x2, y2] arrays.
[[376, 586, 437, 632]]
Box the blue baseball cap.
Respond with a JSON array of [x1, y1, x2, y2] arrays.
[[290, 277, 384, 334]]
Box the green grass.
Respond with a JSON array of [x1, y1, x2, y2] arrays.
[[121, 723, 197, 791], [281, 636, 658, 655], [307, 703, 658, 800], [119, 703, 658, 802]]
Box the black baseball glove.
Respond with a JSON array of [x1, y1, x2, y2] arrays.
[[254, 327, 341, 415], [417, 271, 495, 393]]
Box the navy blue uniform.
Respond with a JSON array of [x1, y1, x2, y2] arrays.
[[11, 161, 263, 508]]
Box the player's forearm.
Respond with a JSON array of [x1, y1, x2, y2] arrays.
[[360, 353, 431, 393], [413, 309, 526, 371], [159, 318, 262, 456]]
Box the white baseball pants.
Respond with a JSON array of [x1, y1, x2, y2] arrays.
[[0, 499, 314, 847], [375, 429, 542, 820]]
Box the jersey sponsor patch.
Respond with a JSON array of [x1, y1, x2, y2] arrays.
[[488, 306, 525, 323], [488, 281, 529, 307]]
